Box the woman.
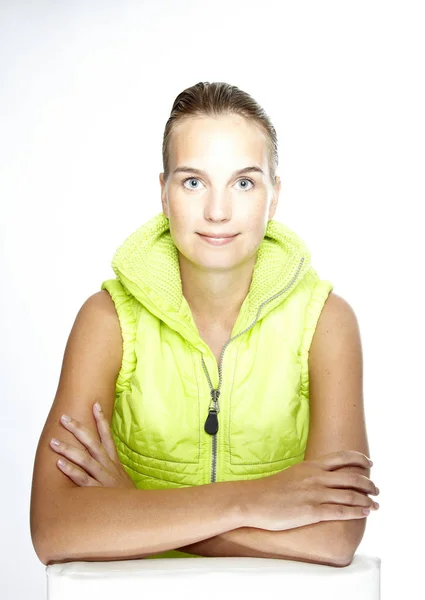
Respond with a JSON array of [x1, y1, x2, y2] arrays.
[[30, 81, 379, 566]]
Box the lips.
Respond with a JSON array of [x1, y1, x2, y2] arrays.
[[197, 233, 238, 239], [197, 233, 239, 246]]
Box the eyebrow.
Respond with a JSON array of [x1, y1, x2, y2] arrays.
[[172, 165, 265, 178]]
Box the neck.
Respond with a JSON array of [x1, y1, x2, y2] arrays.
[[178, 253, 256, 332]]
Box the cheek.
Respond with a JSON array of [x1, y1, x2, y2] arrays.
[[168, 206, 190, 232]]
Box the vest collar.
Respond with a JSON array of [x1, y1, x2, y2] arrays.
[[110, 212, 312, 351]]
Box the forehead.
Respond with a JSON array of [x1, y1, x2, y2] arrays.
[[169, 114, 268, 167]]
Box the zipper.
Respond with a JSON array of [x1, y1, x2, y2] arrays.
[[202, 256, 305, 482]]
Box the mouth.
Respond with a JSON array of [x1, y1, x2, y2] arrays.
[[197, 233, 239, 239], [197, 232, 239, 245]]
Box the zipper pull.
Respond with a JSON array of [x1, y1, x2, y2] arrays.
[[204, 389, 220, 435], [204, 409, 218, 434]]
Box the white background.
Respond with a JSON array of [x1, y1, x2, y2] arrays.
[[1, 1, 423, 598]]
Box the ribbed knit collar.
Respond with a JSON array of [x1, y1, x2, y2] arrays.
[[109, 212, 312, 350]]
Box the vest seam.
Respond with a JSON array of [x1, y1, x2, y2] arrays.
[[113, 427, 201, 465], [189, 346, 202, 466]]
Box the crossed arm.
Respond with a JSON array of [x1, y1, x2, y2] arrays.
[[178, 293, 373, 567], [177, 518, 362, 567]]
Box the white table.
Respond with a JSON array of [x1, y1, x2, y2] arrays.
[[46, 553, 380, 599]]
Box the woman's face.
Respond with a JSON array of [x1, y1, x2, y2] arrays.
[[159, 113, 280, 272]]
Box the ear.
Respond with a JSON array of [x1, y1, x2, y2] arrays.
[[159, 173, 169, 219], [268, 175, 281, 220]]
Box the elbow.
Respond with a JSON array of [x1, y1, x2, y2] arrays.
[[31, 497, 57, 566], [30, 516, 49, 566], [31, 512, 60, 566], [31, 532, 51, 567], [334, 547, 355, 568], [31, 520, 66, 566], [332, 546, 355, 568], [33, 535, 71, 567], [31, 500, 77, 565], [332, 519, 367, 567]]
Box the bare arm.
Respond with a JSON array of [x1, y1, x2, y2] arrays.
[[30, 291, 247, 565], [177, 521, 350, 567], [300, 291, 375, 563], [38, 481, 247, 565]]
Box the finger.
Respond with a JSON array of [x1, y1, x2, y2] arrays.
[[319, 450, 373, 471], [51, 438, 112, 484], [60, 413, 110, 467], [93, 403, 120, 462], [56, 458, 102, 487]]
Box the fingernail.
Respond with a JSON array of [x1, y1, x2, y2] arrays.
[[95, 402, 102, 412], [61, 414, 71, 423]]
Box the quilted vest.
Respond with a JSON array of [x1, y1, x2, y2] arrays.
[[100, 212, 333, 559]]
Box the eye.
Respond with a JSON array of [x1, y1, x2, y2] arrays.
[[182, 177, 203, 190], [236, 178, 255, 190], [182, 177, 255, 191]]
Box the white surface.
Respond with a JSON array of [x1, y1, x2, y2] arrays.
[[46, 554, 380, 600]]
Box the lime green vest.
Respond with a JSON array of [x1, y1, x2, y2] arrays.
[[101, 212, 333, 559]]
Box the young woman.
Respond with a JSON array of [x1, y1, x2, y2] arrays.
[[30, 81, 379, 566]]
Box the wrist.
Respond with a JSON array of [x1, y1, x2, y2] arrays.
[[234, 478, 260, 529]]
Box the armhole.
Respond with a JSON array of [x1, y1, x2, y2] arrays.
[[299, 278, 334, 401], [100, 279, 141, 394]]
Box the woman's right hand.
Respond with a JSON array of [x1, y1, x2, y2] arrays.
[[242, 450, 380, 531]]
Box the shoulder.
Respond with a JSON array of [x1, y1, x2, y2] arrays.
[[70, 291, 123, 363], [318, 291, 359, 327], [88, 289, 121, 319], [71, 290, 122, 351], [309, 291, 362, 367], [76, 290, 122, 328]]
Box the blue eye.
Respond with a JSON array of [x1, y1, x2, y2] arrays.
[[182, 177, 255, 191], [182, 178, 202, 190], [236, 178, 255, 190]]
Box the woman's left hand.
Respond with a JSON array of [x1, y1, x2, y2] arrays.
[[49, 402, 136, 489]]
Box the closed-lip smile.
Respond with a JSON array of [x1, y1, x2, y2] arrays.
[[198, 232, 238, 238]]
